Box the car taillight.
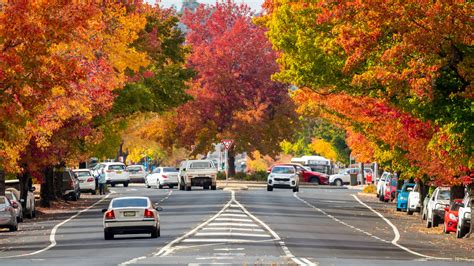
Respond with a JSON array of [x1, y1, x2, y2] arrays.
[[106, 170, 113, 173], [144, 209, 154, 218], [87, 177, 94, 182], [162, 175, 168, 179], [105, 210, 115, 220]]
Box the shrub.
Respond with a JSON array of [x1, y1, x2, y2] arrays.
[[217, 171, 226, 180], [363, 184, 376, 194]]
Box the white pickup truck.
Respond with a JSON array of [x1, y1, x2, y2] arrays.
[[178, 160, 217, 191], [456, 194, 472, 238]]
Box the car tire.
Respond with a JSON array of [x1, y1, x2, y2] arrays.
[[203, 185, 209, 190], [309, 177, 320, 185], [111, 183, 116, 187], [72, 194, 78, 201], [443, 224, 449, 234], [457, 224, 467, 238], [91, 190, 96, 195], [432, 215, 439, 227], [32, 210, 36, 218], [186, 185, 191, 191], [335, 179, 343, 187], [293, 186, 299, 192], [9, 224, 17, 232], [396, 207, 401, 212], [158, 184, 163, 189], [379, 193, 384, 202], [123, 182, 129, 187], [267, 185, 273, 191], [151, 228, 159, 238], [104, 231, 114, 240], [179, 182, 184, 191], [426, 213, 432, 228], [407, 209, 413, 215], [169, 185, 174, 189], [211, 185, 217, 190]]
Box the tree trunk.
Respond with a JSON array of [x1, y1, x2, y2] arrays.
[[53, 163, 65, 200], [40, 166, 54, 208], [227, 147, 236, 178], [419, 181, 428, 221], [117, 140, 129, 163], [18, 171, 30, 210], [0, 170, 5, 196], [360, 163, 365, 185]]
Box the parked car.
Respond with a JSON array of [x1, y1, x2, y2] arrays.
[[0, 196, 18, 231], [178, 160, 217, 191], [383, 175, 398, 202], [6, 186, 36, 218], [267, 165, 300, 192], [456, 194, 471, 238], [397, 183, 415, 211], [145, 167, 179, 189], [63, 169, 81, 201], [425, 187, 450, 228], [102, 196, 161, 240], [99, 162, 130, 187], [377, 172, 391, 200], [407, 183, 421, 215], [5, 190, 23, 222], [444, 199, 463, 234], [271, 163, 328, 185], [357, 168, 374, 184], [329, 168, 358, 186], [73, 169, 96, 195], [127, 165, 147, 183]]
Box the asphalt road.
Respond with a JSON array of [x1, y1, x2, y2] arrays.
[[0, 185, 472, 265]]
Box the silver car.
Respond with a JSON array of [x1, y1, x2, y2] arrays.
[[0, 196, 18, 231], [5, 191, 23, 222], [102, 197, 161, 240]]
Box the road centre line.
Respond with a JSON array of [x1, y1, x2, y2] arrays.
[[207, 222, 259, 227], [202, 227, 265, 232], [0, 192, 114, 259], [214, 217, 253, 222], [194, 232, 271, 238]]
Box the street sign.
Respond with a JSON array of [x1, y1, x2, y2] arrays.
[[222, 139, 234, 150]]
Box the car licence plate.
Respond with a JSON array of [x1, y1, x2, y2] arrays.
[[123, 211, 135, 217], [116, 171, 122, 174]]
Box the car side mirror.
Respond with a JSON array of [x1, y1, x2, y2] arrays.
[[12, 202, 19, 208], [30, 186, 36, 192], [101, 208, 108, 213], [155, 206, 163, 212]]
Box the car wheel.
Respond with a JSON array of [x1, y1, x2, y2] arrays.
[[91, 190, 96, 195], [158, 184, 163, 189], [179, 182, 184, 191], [211, 185, 217, 190], [9, 224, 18, 232], [396, 207, 401, 212], [293, 186, 299, 192], [335, 179, 343, 187], [432, 215, 439, 227], [379, 193, 384, 202], [186, 185, 191, 191], [407, 209, 413, 215], [151, 228, 159, 238], [443, 224, 449, 234], [169, 185, 174, 189], [203, 185, 209, 190], [32, 210, 36, 218], [104, 231, 114, 240], [267, 185, 273, 191], [309, 177, 320, 185], [72, 194, 78, 201], [111, 183, 116, 187], [123, 182, 129, 187]]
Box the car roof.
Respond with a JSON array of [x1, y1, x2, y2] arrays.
[[73, 169, 91, 172], [127, 165, 143, 167], [273, 165, 295, 168], [101, 162, 125, 166]]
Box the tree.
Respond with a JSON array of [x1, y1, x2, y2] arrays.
[[170, 0, 297, 176]]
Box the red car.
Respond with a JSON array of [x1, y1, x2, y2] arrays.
[[443, 199, 463, 234], [384, 176, 398, 202], [268, 163, 329, 185]]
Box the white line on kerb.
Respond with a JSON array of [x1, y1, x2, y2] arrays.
[[351, 195, 451, 260], [0, 192, 114, 259]]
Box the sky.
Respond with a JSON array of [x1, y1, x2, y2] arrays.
[[146, 0, 264, 12]]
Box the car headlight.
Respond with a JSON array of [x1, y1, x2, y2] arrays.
[[449, 213, 457, 220]]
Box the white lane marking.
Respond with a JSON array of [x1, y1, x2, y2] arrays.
[[214, 253, 246, 256], [301, 258, 316, 266], [183, 239, 259, 243], [214, 217, 253, 222], [214, 248, 245, 251], [195, 232, 271, 238], [224, 209, 244, 213], [207, 222, 259, 227], [202, 227, 265, 232], [196, 257, 233, 260], [351, 195, 451, 260], [0, 192, 114, 259], [219, 213, 247, 217]]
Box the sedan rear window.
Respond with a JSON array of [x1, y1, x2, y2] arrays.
[[109, 165, 125, 171], [163, 167, 178, 173], [75, 171, 91, 177], [112, 198, 148, 208], [127, 166, 142, 171], [272, 166, 295, 174]]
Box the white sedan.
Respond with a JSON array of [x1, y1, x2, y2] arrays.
[[102, 197, 161, 240], [145, 167, 179, 189], [73, 169, 96, 194]]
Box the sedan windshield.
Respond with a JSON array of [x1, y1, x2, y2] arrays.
[[438, 190, 450, 201], [112, 198, 148, 208]]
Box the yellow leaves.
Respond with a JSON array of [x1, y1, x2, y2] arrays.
[[309, 138, 338, 161], [247, 151, 271, 172], [51, 86, 65, 97]]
